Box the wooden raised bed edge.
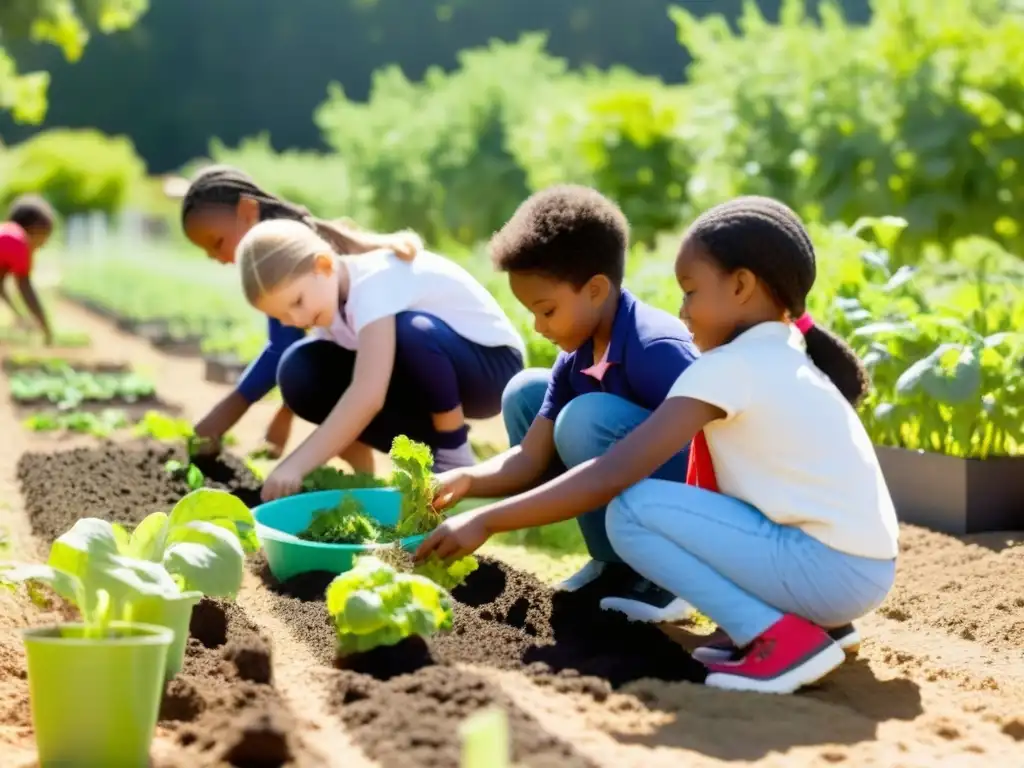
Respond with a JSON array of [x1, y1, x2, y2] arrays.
[[875, 445, 1024, 535]]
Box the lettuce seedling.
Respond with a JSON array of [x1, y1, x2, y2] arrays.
[[389, 436, 479, 589], [326, 556, 453, 656], [113, 488, 258, 597], [1, 518, 191, 638]]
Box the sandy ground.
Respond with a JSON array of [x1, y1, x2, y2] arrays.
[[1, 298, 1023, 767]]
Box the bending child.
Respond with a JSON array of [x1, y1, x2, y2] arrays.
[[0, 195, 56, 344], [417, 196, 899, 695], [180, 165, 417, 462], [236, 218, 526, 501], [431, 186, 700, 623]]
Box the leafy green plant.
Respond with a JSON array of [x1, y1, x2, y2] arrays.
[[302, 466, 388, 492], [23, 408, 128, 437], [388, 436, 479, 589], [8, 367, 155, 410], [325, 555, 453, 657], [298, 494, 386, 545]]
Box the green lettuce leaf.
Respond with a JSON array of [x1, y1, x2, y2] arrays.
[[326, 556, 453, 656]]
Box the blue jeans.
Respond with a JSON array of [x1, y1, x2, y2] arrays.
[[501, 368, 690, 563], [607, 480, 897, 646]]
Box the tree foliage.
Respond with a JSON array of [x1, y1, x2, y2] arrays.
[[0, 0, 148, 122]]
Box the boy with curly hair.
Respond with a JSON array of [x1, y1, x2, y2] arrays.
[[431, 185, 700, 621]]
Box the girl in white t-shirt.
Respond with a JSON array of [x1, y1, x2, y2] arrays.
[[415, 196, 899, 695], [237, 219, 525, 500]]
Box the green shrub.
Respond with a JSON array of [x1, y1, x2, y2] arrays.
[[0, 128, 145, 216], [512, 74, 695, 247], [671, 0, 1024, 256], [316, 35, 571, 246]]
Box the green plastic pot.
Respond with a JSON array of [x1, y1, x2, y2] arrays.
[[130, 591, 202, 678], [23, 621, 172, 768]]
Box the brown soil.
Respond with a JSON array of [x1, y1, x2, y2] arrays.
[[16, 442, 262, 542], [261, 556, 705, 688]]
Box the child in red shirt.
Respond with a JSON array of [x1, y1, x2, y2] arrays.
[[0, 195, 55, 345]]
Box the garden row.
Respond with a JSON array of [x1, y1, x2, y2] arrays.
[[2, 354, 175, 438], [62, 276, 261, 385]]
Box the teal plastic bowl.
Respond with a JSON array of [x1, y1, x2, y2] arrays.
[[253, 489, 426, 583]]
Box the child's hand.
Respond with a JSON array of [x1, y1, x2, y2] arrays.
[[432, 470, 472, 511], [414, 510, 490, 563], [261, 460, 305, 502]]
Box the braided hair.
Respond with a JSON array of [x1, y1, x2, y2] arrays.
[[684, 196, 869, 405], [181, 165, 419, 260]]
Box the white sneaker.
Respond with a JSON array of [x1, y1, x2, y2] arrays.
[[554, 560, 607, 592]]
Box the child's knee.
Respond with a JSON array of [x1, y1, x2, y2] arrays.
[[553, 392, 627, 465], [501, 369, 549, 413]]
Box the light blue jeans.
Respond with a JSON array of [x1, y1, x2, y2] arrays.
[[501, 368, 690, 563], [607, 480, 897, 646]]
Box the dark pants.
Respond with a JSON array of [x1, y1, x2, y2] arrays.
[[277, 312, 524, 453]]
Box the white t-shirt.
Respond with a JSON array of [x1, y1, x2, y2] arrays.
[[313, 250, 525, 358], [667, 322, 898, 560]]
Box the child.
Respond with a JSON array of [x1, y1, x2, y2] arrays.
[[0, 195, 56, 345], [431, 185, 700, 623], [235, 218, 526, 501], [416, 196, 899, 694], [180, 165, 418, 463]]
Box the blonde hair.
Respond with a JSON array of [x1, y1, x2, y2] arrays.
[[238, 219, 336, 305], [312, 217, 422, 261]]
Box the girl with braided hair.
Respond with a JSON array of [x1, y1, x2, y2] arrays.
[[181, 165, 419, 465], [416, 196, 898, 694]]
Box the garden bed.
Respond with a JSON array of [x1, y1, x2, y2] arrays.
[[6, 364, 169, 418]]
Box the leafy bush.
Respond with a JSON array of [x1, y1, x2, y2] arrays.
[[0, 128, 145, 216], [316, 35, 569, 246], [671, 0, 1024, 255], [511, 74, 695, 247]]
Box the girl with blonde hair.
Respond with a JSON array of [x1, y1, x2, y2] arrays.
[[179, 165, 418, 461], [237, 218, 525, 500]]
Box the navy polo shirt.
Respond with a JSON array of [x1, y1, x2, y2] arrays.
[[538, 288, 699, 421]]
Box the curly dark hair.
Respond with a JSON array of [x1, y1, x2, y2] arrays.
[[684, 196, 869, 405], [7, 195, 56, 232], [490, 185, 628, 288]]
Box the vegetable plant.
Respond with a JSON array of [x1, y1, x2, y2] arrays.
[[8, 366, 155, 410], [325, 555, 453, 657], [298, 494, 390, 545], [1, 488, 257, 631], [23, 408, 128, 436]]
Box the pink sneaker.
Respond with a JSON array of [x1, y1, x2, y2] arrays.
[[694, 622, 861, 664], [704, 615, 845, 694]]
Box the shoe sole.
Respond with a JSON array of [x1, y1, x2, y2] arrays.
[[705, 641, 846, 694], [599, 596, 696, 624], [694, 628, 861, 664]]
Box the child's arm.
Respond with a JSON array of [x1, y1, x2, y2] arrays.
[[416, 396, 723, 561], [0, 269, 26, 322], [433, 417, 556, 507], [261, 316, 395, 500], [194, 318, 305, 447], [14, 275, 51, 344]]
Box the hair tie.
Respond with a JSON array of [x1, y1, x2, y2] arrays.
[[794, 312, 815, 335]]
